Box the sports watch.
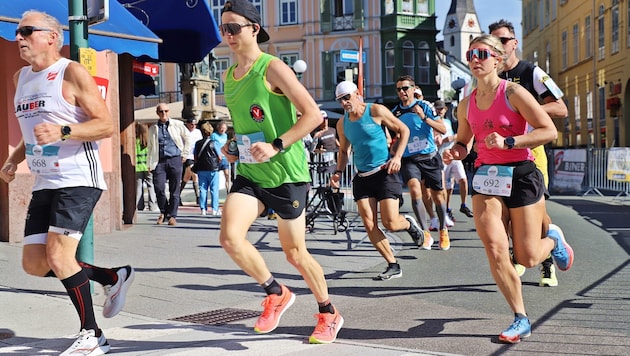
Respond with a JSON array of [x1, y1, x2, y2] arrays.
[[504, 136, 515, 149], [61, 125, 72, 141], [272, 138, 285, 153]]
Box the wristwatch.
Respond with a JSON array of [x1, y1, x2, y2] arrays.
[[504, 136, 515, 149], [272, 138, 285, 153], [61, 125, 72, 141]]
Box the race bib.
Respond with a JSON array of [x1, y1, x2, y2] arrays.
[[472, 165, 514, 197], [26, 143, 61, 175], [236, 132, 269, 164], [407, 136, 429, 154]]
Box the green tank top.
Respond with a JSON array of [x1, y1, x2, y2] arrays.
[[136, 139, 148, 173], [224, 53, 310, 188]]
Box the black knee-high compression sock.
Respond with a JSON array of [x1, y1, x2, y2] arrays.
[[61, 270, 99, 334], [79, 261, 117, 286], [411, 199, 429, 230]]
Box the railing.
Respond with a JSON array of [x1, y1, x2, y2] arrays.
[[133, 91, 181, 110], [581, 148, 630, 198]]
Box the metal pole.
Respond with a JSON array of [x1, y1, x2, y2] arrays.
[[68, 0, 94, 281]]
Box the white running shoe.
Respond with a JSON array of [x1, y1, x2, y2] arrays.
[[429, 217, 439, 231], [445, 215, 455, 227], [103, 266, 135, 318], [60, 329, 110, 356]]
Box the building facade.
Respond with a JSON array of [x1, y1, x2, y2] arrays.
[[522, 0, 630, 148]]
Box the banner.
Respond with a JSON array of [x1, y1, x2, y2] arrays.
[[607, 147, 630, 182], [551, 149, 586, 193]]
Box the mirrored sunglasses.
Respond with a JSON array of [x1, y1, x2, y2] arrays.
[[396, 86, 412, 92], [219, 23, 254, 36], [466, 48, 498, 62], [15, 26, 53, 37]]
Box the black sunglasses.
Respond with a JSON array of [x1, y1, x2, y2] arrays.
[[336, 93, 352, 102], [15, 26, 53, 37], [396, 86, 412, 92], [499, 36, 516, 45], [219, 23, 255, 36]]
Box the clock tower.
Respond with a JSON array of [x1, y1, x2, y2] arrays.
[[442, 0, 483, 63]]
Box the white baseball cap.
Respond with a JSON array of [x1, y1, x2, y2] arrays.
[[414, 87, 423, 96], [335, 81, 358, 100], [320, 110, 328, 119]]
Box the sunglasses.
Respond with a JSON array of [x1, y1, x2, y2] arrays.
[[15, 26, 53, 37], [396, 86, 412, 92], [499, 36, 516, 45], [336, 93, 352, 102], [219, 23, 255, 36], [157, 109, 169, 114], [466, 48, 498, 62]]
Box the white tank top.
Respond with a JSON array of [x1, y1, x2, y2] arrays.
[[14, 58, 107, 191]]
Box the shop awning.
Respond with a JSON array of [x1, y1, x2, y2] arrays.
[[119, 0, 222, 63], [0, 0, 160, 58]]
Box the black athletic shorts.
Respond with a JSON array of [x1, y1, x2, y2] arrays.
[[230, 175, 308, 219], [352, 169, 402, 201], [400, 153, 444, 191]]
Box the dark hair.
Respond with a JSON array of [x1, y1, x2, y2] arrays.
[[488, 19, 515, 35], [396, 75, 415, 86]]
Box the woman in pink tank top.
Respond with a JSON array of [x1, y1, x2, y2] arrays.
[[443, 35, 574, 344]]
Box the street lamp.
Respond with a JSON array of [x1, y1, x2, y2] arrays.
[[293, 59, 307, 80]]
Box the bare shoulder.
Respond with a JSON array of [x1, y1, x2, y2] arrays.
[[505, 81, 525, 98]]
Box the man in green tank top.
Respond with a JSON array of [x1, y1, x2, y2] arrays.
[[217, 0, 343, 344]]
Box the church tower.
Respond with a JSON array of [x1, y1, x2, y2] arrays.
[[442, 0, 483, 63]]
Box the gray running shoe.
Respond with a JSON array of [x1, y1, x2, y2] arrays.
[[376, 264, 402, 280]]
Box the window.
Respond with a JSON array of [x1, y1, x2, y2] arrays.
[[402, 0, 413, 13], [585, 16, 592, 58], [417, 41, 430, 84], [416, 0, 429, 15], [450, 36, 455, 47], [597, 5, 606, 59], [215, 58, 230, 94], [586, 91, 593, 124], [385, 41, 395, 84], [211, 0, 263, 25], [573, 24, 579, 64], [561, 31, 567, 69], [545, 43, 551, 73], [552, 0, 556, 20], [574, 95, 581, 132], [611, 0, 619, 53], [402, 40, 414, 77], [533, 51, 538, 67], [279, 53, 299, 68], [279, 0, 298, 25], [545, 0, 550, 26], [333, 0, 354, 30]]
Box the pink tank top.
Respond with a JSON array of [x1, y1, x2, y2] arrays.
[[467, 80, 532, 167]]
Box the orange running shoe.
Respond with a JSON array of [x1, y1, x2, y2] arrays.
[[253, 284, 296, 334], [309, 306, 344, 344], [439, 229, 451, 250]]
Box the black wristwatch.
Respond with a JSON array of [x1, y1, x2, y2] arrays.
[[61, 125, 72, 141], [504, 136, 515, 149], [272, 138, 285, 153]]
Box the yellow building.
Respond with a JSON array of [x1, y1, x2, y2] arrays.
[[522, 0, 629, 148]]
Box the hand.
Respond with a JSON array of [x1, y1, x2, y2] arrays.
[[249, 142, 278, 162], [384, 157, 401, 174], [330, 173, 340, 189], [33, 122, 62, 145], [221, 144, 239, 163], [484, 132, 506, 150], [0, 161, 17, 183]]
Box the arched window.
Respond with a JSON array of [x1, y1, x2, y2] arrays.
[[402, 40, 414, 77], [417, 41, 430, 84], [385, 41, 395, 84]]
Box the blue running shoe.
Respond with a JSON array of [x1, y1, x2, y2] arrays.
[[547, 224, 574, 271], [499, 316, 531, 343]]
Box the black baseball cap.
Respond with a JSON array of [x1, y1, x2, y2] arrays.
[[222, 0, 270, 43]]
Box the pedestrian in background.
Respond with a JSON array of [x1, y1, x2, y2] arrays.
[[180, 117, 202, 206], [331, 81, 424, 280], [147, 103, 192, 226], [135, 122, 158, 211], [211, 120, 231, 193], [0, 10, 134, 355], [218, 0, 343, 344], [445, 34, 573, 344], [193, 121, 221, 216]]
